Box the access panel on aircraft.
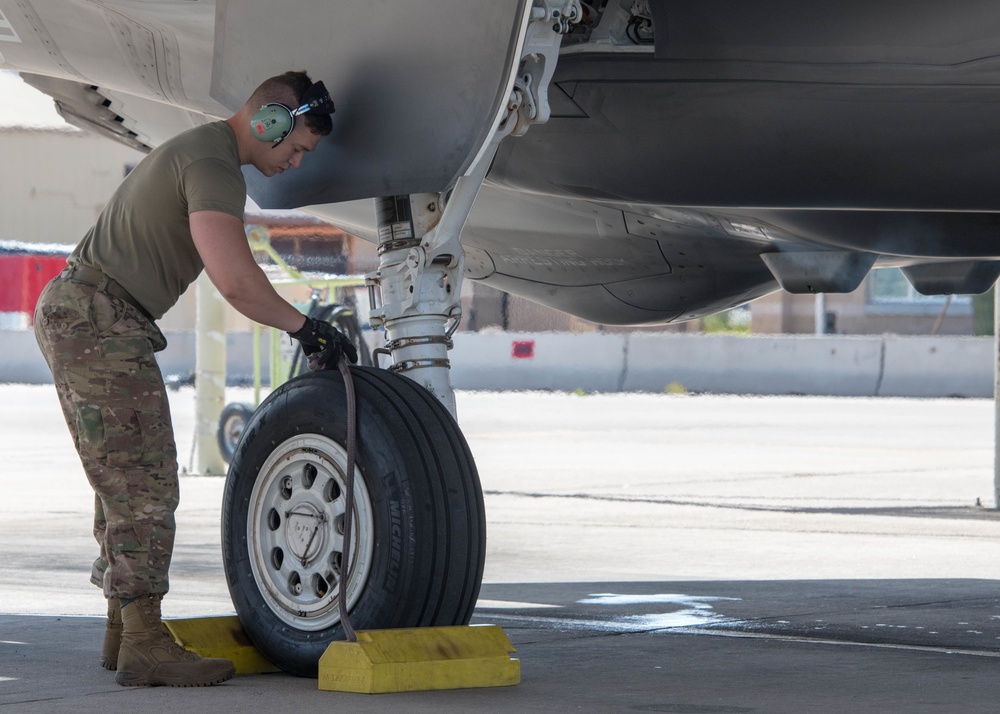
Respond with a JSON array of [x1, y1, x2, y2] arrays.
[[212, 0, 528, 210]]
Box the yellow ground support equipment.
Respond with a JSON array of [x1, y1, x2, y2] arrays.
[[244, 224, 369, 404], [163, 615, 281, 675], [318, 625, 520, 693]]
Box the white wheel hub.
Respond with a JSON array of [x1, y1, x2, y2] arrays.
[[247, 434, 374, 631]]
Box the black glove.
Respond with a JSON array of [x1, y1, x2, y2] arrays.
[[288, 316, 359, 371]]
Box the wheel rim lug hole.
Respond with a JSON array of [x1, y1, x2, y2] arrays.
[[303, 463, 317, 489]]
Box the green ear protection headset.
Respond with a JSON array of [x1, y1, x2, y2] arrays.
[[250, 80, 335, 147]]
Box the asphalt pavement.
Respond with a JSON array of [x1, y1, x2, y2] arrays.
[[2, 384, 1000, 712]]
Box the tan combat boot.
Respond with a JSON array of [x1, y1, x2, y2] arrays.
[[99, 598, 122, 670], [115, 594, 235, 687]]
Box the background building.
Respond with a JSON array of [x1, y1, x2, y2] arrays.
[[751, 271, 982, 336]]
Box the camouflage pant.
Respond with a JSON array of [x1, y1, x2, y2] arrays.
[[34, 274, 178, 599]]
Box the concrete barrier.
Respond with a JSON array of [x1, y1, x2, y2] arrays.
[[2, 328, 995, 398], [0, 329, 269, 386], [879, 336, 992, 398], [155, 331, 271, 385], [449, 332, 994, 398], [0, 328, 51, 384], [621, 334, 885, 396], [450, 331, 626, 392]]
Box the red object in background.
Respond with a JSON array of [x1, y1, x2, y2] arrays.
[[511, 340, 535, 359], [0, 255, 67, 323]]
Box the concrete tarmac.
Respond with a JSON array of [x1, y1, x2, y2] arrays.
[[2, 384, 1000, 712]]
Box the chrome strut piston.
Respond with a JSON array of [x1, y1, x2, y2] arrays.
[[367, 193, 462, 416]]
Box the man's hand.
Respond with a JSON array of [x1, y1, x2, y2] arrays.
[[288, 317, 359, 371]]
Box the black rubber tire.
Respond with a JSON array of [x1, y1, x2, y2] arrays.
[[216, 402, 255, 464], [221, 367, 485, 677]]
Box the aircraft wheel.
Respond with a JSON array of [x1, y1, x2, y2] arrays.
[[221, 367, 485, 676], [217, 402, 255, 464]]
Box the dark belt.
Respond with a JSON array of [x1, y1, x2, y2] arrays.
[[60, 264, 155, 322]]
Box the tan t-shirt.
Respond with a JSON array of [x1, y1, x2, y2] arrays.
[[71, 121, 246, 319]]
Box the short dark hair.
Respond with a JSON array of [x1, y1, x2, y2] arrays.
[[249, 71, 333, 137]]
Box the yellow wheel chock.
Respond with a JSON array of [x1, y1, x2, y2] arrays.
[[164, 616, 520, 693], [318, 624, 520, 693]]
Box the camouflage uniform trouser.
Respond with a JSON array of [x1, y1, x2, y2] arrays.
[[34, 273, 178, 599]]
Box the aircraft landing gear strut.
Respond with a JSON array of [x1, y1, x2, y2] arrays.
[[366, 0, 583, 418], [366, 176, 485, 419]]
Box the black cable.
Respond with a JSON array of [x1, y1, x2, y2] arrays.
[[336, 354, 358, 642]]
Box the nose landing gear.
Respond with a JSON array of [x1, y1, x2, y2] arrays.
[[220, 0, 582, 676]]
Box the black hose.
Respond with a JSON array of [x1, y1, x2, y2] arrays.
[[336, 355, 358, 642]]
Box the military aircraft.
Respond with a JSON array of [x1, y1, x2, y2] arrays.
[[4, 0, 999, 675]]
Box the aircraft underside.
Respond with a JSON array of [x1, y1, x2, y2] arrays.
[[6, 1, 1000, 324], [307, 0, 1000, 325]]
